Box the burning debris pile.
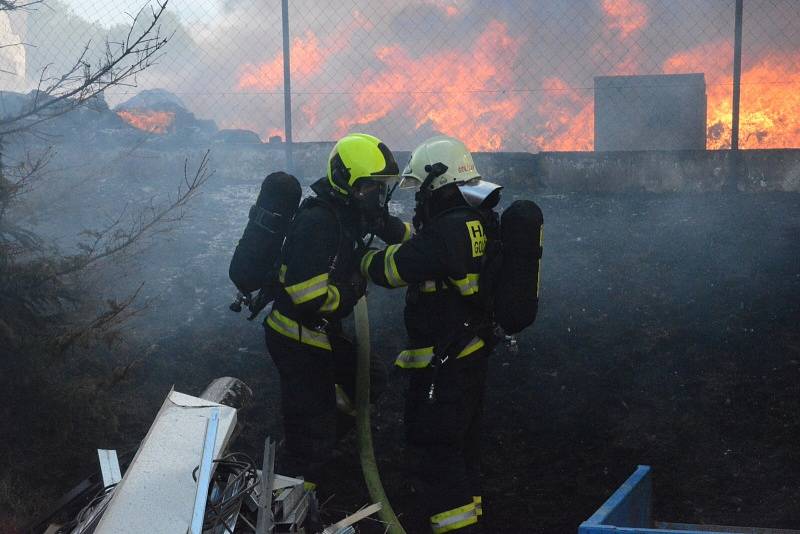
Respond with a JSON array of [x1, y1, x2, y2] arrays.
[[0, 88, 268, 148], [114, 89, 215, 137]]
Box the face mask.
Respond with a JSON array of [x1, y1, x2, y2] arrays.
[[352, 179, 388, 214]]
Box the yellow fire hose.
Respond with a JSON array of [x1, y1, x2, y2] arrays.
[[353, 296, 407, 534]]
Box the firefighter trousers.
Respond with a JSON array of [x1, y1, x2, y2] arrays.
[[264, 326, 352, 479], [404, 352, 489, 533], [264, 325, 386, 484]]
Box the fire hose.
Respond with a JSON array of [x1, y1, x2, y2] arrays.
[[353, 296, 407, 534]]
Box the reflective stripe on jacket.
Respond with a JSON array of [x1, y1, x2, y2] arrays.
[[361, 207, 493, 364], [269, 183, 410, 350], [266, 308, 332, 351]]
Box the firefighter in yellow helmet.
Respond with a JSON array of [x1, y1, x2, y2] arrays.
[[359, 135, 503, 533], [265, 133, 412, 486]]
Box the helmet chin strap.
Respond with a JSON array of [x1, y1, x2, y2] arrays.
[[413, 162, 449, 230], [331, 166, 354, 201], [385, 181, 399, 205]]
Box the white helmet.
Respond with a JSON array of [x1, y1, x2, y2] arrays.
[[402, 135, 502, 208]]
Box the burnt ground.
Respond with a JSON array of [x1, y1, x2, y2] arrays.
[[6, 191, 800, 533]]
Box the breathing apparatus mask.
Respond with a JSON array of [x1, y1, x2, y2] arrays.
[[402, 162, 449, 230], [351, 178, 390, 220]]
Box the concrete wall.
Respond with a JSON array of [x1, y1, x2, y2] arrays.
[[219, 143, 800, 193], [531, 149, 800, 193]]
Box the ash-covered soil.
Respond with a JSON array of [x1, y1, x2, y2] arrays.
[[8, 190, 800, 533], [355, 192, 800, 532]]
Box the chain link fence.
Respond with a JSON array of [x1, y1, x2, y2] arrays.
[[4, 0, 800, 152]]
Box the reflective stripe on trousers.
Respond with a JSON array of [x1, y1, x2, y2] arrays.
[[430, 500, 479, 533], [394, 337, 485, 368], [266, 309, 332, 351]]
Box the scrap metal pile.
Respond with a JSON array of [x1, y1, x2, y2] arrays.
[[30, 378, 380, 534]]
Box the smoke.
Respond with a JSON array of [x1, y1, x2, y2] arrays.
[[12, 0, 800, 150], [0, 11, 29, 92], [3, 4, 799, 530]]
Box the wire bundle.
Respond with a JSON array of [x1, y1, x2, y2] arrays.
[[193, 452, 261, 533]]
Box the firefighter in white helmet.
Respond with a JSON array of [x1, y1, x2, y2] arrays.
[[360, 135, 502, 533]]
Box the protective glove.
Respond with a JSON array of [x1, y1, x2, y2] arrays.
[[376, 215, 410, 245], [349, 268, 367, 299], [362, 203, 390, 237]]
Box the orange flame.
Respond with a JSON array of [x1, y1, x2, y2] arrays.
[[530, 77, 593, 151], [737, 57, 800, 148], [337, 20, 522, 151], [533, 0, 649, 151], [117, 110, 175, 134], [536, 39, 800, 151], [589, 0, 649, 77], [237, 31, 326, 91], [601, 0, 648, 39], [300, 95, 322, 131], [265, 126, 283, 140], [229, 5, 799, 152], [424, 0, 462, 17], [664, 42, 800, 149]]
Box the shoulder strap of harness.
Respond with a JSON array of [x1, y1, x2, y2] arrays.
[[296, 195, 359, 272]]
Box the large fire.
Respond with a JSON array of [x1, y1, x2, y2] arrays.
[[533, 34, 800, 151], [237, 31, 326, 91], [601, 0, 648, 39], [232, 4, 800, 152], [117, 110, 175, 134], [531, 78, 593, 152], [336, 20, 523, 151], [664, 42, 800, 149]]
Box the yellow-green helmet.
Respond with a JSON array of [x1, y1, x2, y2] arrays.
[[327, 133, 400, 196]]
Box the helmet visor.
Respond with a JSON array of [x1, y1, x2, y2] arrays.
[[457, 179, 503, 208], [352, 179, 389, 208], [399, 175, 424, 190]]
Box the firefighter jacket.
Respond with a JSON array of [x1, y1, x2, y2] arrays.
[[266, 179, 411, 351], [360, 206, 494, 368]]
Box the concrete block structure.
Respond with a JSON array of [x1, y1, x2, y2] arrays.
[[594, 74, 707, 151]]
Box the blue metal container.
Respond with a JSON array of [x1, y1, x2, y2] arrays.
[[579, 465, 799, 534]]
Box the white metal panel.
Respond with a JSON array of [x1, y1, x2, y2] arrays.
[[189, 407, 219, 534], [95, 391, 237, 534], [97, 449, 122, 488]]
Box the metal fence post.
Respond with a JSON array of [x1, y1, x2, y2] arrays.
[[729, 0, 744, 190], [282, 0, 294, 174]]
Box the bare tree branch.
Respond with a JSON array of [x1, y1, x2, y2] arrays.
[[0, 42, 33, 50], [0, 147, 53, 214], [55, 149, 212, 277], [55, 282, 147, 353], [0, 0, 43, 12], [0, 0, 172, 136]]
